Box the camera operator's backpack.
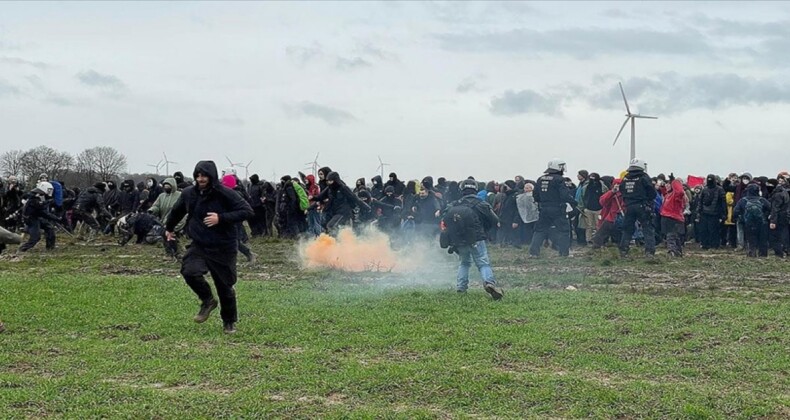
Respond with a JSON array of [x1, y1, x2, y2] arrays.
[[743, 199, 764, 228], [441, 202, 480, 248]]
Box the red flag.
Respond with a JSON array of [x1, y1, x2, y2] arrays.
[[687, 175, 704, 188]]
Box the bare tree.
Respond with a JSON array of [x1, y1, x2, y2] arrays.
[[19, 146, 74, 186], [0, 149, 25, 178], [75, 146, 127, 185]]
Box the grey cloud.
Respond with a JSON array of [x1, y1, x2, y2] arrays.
[[76, 69, 125, 89], [336, 56, 371, 71], [286, 43, 324, 66], [489, 89, 562, 116], [47, 95, 74, 107], [213, 117, 245, 126], [284, 101, 357, 126], [457, 74, 487, 93], [426, 1, 538, 24], [0, 56, 51, 70], [435, 27, 712, 59], [0, 78, 21, 97]]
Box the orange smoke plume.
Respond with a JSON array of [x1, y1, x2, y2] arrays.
[[300, 228, 399, 272]]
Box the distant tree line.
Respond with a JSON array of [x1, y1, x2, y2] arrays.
[[0, 146, 136, 188]]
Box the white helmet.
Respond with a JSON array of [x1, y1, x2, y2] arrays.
[[35, 181, 54, 197], [628, 158, 647, 172], [547, 158, 567, 173]]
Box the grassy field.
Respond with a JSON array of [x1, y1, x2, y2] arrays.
[[0, 234, 788, 418]]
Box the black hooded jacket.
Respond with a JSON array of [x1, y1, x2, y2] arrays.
[[247, 174, 263, 208], [384, 172, 406, 197], [173, 171, 191, 190], [118, 180, 140, 214], [370, 175, 384, 199], [103, 181, 120, 215], [317, 166, 333, 192], [313, 172, 370, 220], [697, 175, 726, 218], [75, 186, 111, 217], [769, 184, 790, 225], [165, 161, 254, 253]]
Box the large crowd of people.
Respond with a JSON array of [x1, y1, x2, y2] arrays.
[[2, 157, 789, 333], [1, 158, 788, 259]]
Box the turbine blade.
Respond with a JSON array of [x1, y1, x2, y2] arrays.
[[634, 115, 658, 119], [613, 117, 629, 145], [226, 156, 234, 166], [619, 82, 631, 115]]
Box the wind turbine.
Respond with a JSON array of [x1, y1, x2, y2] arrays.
[[303, 152, 320, 177], [241, 160, 253, 180], [147, 160, 163, 175], [376, 155, 390, 179], [162, 152, 177, 175], [612, 82, 657, 162], [224, 156, 243, 176]]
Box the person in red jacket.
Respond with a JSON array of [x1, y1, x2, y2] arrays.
[[591, 179, 624, 248], [659, 177, 687, 257]]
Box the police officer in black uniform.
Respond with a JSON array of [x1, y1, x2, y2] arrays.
[[529, 159, 575, 257], [619, 158, 657, 257]]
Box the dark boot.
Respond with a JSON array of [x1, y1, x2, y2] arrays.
[[223, 322, 236, 334], [194, 299, 218, 323]]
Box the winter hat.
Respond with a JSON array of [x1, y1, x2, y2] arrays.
[[280, 175, 292, 182], [389, 172, 398, 179], [94, 182, 106, 190], [741, 172, 753, 181], [384, 186, 395, 194], [578, 170, 589, 179], [221, 174, 237, 189], [504, 180, 516, 190]]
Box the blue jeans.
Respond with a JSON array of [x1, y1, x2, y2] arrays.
[[456, 240, 495, 291]]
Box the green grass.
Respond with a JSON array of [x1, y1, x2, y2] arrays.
[[1, 237, 788, 418]]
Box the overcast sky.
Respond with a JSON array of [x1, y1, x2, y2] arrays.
[[1, 1, 789, 182]]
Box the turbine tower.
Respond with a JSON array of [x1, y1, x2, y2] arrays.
[[162, 152, 177, 175], [613, 82, 657, 161], [376, 155, 390, 179]]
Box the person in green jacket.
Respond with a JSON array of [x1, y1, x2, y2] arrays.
[[150, 177, 186, 259]]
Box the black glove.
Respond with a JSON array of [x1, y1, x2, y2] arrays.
[[668, 173, 675, 182]]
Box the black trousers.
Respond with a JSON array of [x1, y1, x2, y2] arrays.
[[698, 214, 720, 249], [529, 206, 570, 256], [74, 209, 101, 231], [250, 207, 266, 237], [181, 245, 238, 323], [592, 220, 621, 248], [661, 217, 685, 255], [745, 224, 769, 257], [769, 223, 789, 257], [619, 204, 656, 255], [20, 219, 55, 251]]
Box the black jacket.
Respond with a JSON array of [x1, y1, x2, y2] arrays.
[[534, 170, 574, 207], [444, 194, 499, 242], [769, 185, 790, 225], [248, 175, 264, 208], [621, 169, 657, 207], [697, 180, 726, 218], [165, 161, 254, 253], [23, 195, 59, 223], [76, 187, 111, 217], [313, 177, 369, 220], [499, 189, 520, 225]]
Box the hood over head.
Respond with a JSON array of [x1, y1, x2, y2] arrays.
[[173, 171, 185, 183], [94, 182, 106, 192], [421, 176, 434, 190], [193, 161, 219, 187], [371, 175, 382, 186], [503, 180, 516, 191], [162, 177, 177, 190], [384, 185, 395, 194], [746, 183, 761, 197], [106, 180, 117, 190], [327, 171, 341, 183], [356, 177, 365, 187], [706, 174, 717, 187], [249, 174, 260, 184], [306, 174, 315, 185], [318, 166, 333, 178], [280, 175, 292, 183]]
